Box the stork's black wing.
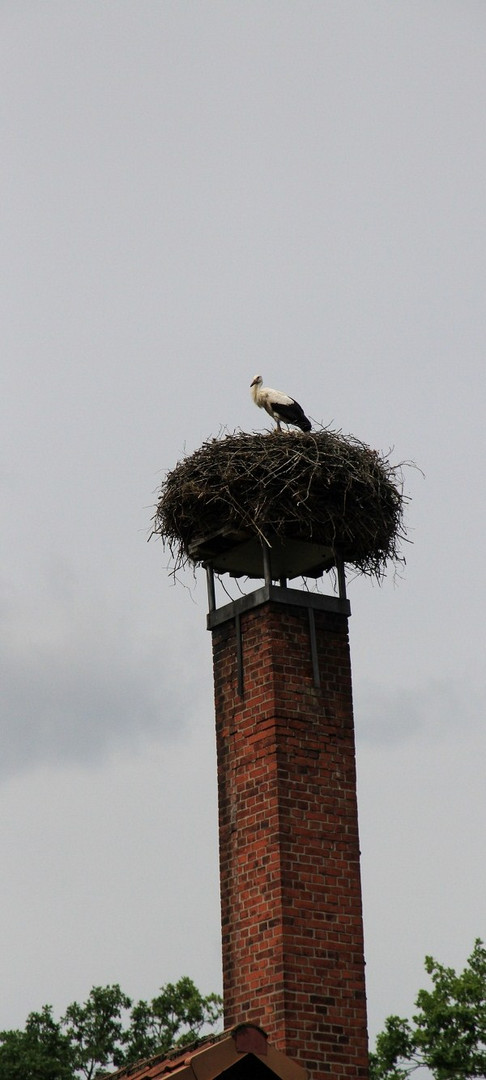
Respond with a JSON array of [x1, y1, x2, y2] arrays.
[[273, 399, 311, 432]]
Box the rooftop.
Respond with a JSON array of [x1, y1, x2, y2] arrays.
[[107, 1024, 308, 1080]]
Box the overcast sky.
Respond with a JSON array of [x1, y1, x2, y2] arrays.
[[1, 0, 486, 1050]]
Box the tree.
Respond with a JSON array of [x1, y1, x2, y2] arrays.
[[62, 984, 132, 1079], [370, 939, 486, 1080], [124, 977, 223, 1063], [0, 978, 223, 1080], [0, 1005, 74, 1080]]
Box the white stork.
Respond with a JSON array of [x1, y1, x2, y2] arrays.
[[250, 375, 312, 433]]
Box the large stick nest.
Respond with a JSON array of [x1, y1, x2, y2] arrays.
[[152, 430, 408, 580]]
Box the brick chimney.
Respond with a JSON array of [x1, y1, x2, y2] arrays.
[[208, 583, 368, 1080]]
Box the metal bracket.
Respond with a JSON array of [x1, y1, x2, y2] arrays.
[[335, 553, 347, 600], [308, 607, 320, 688], [235, 612, 244, 698], [206, 565, 216, 612]]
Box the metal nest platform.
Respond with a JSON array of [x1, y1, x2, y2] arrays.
[[202, 531, 350, 694], [189, 527, 336, 581], [200, 528, 349, 643]]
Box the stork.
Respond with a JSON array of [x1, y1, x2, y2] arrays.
[[250, 375, 312, 433]]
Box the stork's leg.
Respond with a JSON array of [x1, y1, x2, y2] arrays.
[[275, 419, 282, 433]]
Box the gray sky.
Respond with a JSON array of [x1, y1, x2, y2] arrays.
[[1, 0, 485, 1047]]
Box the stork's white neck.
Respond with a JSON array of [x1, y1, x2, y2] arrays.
[[250, 377, 264, 407]]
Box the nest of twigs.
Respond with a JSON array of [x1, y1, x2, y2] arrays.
[[152, 430, 408, 580]]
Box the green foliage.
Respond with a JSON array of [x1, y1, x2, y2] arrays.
[[370, 940, 486, 1080], [62, 985, 132, 1079], [124, 976, 223, 1064], [0, 978, 223, 1080], [0, 1006, 74, 1080]]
